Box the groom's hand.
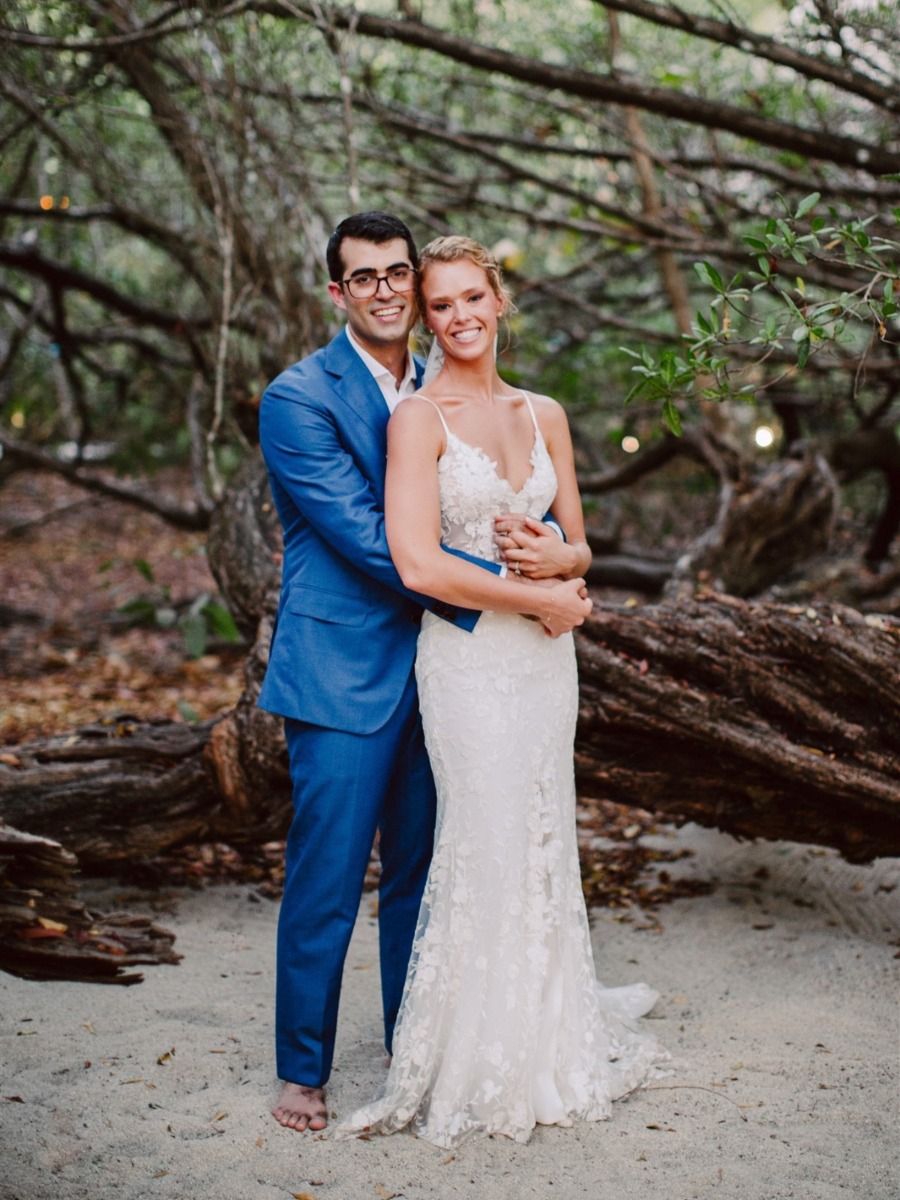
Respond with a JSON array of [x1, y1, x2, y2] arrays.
[[519, 576, 591, 636], [539, 577, 593, 637], [494, 515, 581, 580]]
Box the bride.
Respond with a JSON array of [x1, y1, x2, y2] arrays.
[[337, 236, 668, 1147]]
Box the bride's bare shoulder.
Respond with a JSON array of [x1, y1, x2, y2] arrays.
[[516, 386, 559, 407], [390, 394, 448, 448], [517, 388, 566, 420], [393, 392, 443, 418]]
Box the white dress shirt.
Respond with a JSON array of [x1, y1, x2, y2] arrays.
[[346, 326, 417, 413]]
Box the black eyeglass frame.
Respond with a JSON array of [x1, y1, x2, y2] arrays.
[[340, 266, 417, 299]]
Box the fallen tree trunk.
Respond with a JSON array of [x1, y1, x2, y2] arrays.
[[574, 595, 900, 863], [0, 701, 292, 866], [2, 595, 897, 868]]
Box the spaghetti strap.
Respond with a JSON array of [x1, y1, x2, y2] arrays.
[[417, 395, 452, 439], [519, 390, 541, 434]]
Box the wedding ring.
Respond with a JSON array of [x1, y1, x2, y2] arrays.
[[514, 562, 521, 575]]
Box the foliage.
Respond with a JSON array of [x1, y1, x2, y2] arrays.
[[113, 558, 241, 659], [623, 194, 900, 433]]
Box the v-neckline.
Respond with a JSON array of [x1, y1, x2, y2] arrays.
[[444, 425, 541, 497]]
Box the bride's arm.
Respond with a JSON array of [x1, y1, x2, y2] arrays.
[[385, 399, 592, 636]]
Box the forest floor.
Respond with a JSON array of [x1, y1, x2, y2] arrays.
[[0, 468, 245, 744]]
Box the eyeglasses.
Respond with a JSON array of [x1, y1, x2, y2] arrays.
[[341, 266, 416, 300]]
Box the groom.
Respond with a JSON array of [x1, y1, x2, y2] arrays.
[[259, 211, 583, 1132]]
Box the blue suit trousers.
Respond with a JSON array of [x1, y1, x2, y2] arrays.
[[275, 667, 436, 1087]]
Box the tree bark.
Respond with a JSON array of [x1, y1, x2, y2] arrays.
[[574, 595, 899, 864]]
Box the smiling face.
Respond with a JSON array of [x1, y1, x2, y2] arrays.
[[419, 257, 504, 364], [327, 236, 418, 355]]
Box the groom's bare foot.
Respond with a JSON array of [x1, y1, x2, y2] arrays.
[[271, 1082, 328, 1131]]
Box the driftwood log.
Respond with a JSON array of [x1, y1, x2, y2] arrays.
[[0, 823, 180, 983], [575, 595, 899, 863]]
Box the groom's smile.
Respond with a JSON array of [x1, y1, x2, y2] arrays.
[[327, 236, 418, 355]]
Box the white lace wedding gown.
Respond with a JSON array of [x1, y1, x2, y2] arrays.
[[338, 394, 668, 1147]]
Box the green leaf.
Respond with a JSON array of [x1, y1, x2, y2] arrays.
[[783, 293, 805, 321], [755, 255, 772, 279], [203, 601, 241, 643], [116, 596, 157, 622], [795, 192, 820, 219], [133, 558, 155, 583], [179, 610, 207, 659], [176, 700, 200, 723], [662, 399, 683, 437], [694, 261, 724, 291]]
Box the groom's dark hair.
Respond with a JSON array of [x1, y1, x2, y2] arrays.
[[325, 211, 419, 282]]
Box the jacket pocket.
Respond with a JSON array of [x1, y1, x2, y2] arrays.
[[286, 581, 369, 626]]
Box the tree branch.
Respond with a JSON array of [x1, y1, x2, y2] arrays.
[[0, 435, 212, 531], [253, 3, 900, 174], [0, 243, 209, 337], [596, 0, 898, 110]]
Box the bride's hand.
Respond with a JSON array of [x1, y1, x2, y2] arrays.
[[495, 515, 583, 580]]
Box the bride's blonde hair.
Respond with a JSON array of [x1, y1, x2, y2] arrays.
[[417, 235, 517, 317]]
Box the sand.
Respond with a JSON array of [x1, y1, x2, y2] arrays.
[[1, 824, 898, 1200]]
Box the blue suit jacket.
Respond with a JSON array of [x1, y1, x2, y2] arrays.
[[258, 328, 497, 734]]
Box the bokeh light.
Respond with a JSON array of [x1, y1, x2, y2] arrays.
[[755, 425, 775, 448]]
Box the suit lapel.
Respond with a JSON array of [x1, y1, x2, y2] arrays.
[[323, 328, 390, 435]]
